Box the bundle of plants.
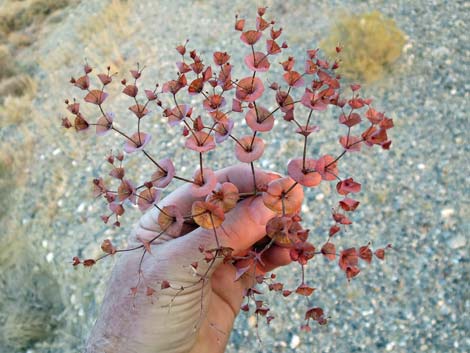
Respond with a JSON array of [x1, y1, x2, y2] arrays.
[[62, 6, 394, 352]]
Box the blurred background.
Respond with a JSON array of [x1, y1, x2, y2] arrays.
[[0, 0, 468, 352]]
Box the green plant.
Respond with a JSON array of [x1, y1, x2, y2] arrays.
[[321, 11, 406, 82]]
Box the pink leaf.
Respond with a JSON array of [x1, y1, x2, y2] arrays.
[[234, 136, 265, 163], [84, 90, 108, 105]]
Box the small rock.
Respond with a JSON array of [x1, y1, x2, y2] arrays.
[[290, 334, 300, 349], [441, 208, 454, 218], [449, 234, 466, 249]]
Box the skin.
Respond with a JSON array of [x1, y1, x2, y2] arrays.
[[85, 165, 304, 353]]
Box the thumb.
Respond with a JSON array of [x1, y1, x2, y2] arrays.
[[162, 195, 275, 278]]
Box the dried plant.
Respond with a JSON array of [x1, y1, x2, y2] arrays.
[[63, 7, 394, 335], [321, 10, 406, 82]]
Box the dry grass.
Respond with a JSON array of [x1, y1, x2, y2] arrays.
[[79, 0, 138, 69], [0, 0, 70, 35], [0, 75, 37, 127], [0, 158, 14, 221], [0, 221, 64, 350], [0, 45, 17, 80], [321, 11, 406, 83]]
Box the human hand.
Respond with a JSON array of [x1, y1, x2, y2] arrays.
[[86, 164, 304, 353]]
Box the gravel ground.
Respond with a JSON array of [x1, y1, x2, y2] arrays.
[[4, 0, 468, 352]]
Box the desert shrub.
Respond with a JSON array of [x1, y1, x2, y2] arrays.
[[0, 45, 17, 80], [79, 0, 136, 69], [0, 73, 35, 100], [0, 75, 37, 126], [0, 158, 15, 220], [0, 0, 70, 34], [321, 11, 406, 82], [0, 227, 64, 350]]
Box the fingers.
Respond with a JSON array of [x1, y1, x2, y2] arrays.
[[259, 245, 292, 272], [138, 164, 276, 233], [178, 196, 276, 257]]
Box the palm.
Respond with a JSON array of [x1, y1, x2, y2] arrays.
[[86, 165, 300, 353]]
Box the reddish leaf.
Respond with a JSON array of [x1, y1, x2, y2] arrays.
[[339, 112, 361, 127], [240, 30, 262, 45], [128, 104, 149, 119], [213, 51, 230, 66], [185, 131, 216, 153], [365, 108, 384, 124], [244, 52, 270, 72], [245, 105, 274, 132], [117, 179, 136, 203], [339, 135, 362, 152], [176, 61, 191, 74], [235, 17, 245, 31], [287, 158, 321, 187], [270, 27, 282, 40], [339, 248, 358, 271], [359, 245, 373, 263], [137, 188, 161, 212], [234, 135, 265, 163], [321, 242, 336, 261], [375, 248, 385, 260], [123, 132, 151, 153], [101, 239, 117, 255], [266, 39, 281, 54], [276, 90, 294, 112], [256, 16, 270, 31], [346, 266, 361, 281], [74, 114, 89, 131], [282, 290, 292, 297], [109, 203, 124, 216], [280, 56, 295, 71], [236, 77, 265, 102], [283, 71, 304, 87], [191, 168, 217, 197], [73, 75, 89, 90], [268, 283, 284, 291], [339, 197, 360, 212], [301, 88, 328, 111], [123, 85, 138, 97], [84, 90, 108, 105], [206, 182, 239, 212], [157, 205, 184, 236], [336, 178, 361, 195], [150, 158, 175, 188], [329, 225, 341, 236], [83, 259, 96, 267], [165, 104, 191, 126], [109, 167, 125, 179], [192, 201, 225, 229], [188, 78, 204, 95], [203, 94, 226, 112], [214, 118, 234, 143], [315, 155, 339, 181], [72, 256, 81, 266], [295, 283, 315, 296]]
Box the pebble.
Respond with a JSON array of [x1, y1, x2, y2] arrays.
[[290, 334, 300, 349]]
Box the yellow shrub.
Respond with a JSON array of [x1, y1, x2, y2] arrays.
[[321, 11, 406, 83]]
